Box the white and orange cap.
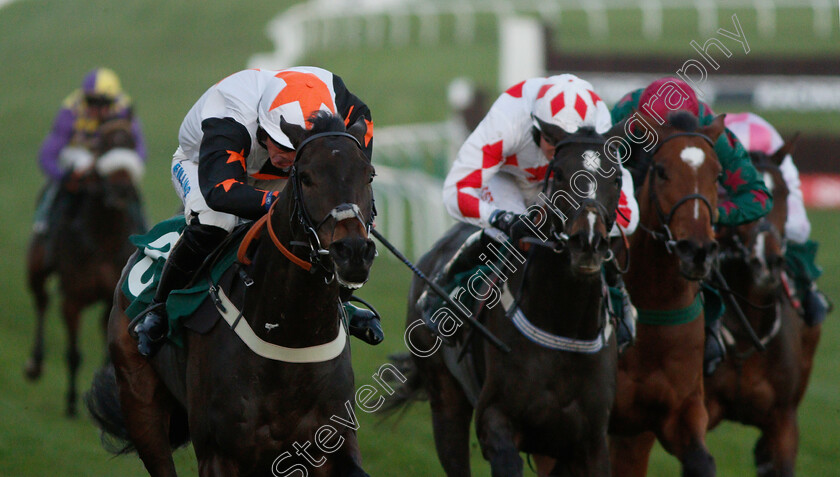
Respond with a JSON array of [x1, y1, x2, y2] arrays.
[[258, 69, 337, 149], [531, 74, 612, 134]]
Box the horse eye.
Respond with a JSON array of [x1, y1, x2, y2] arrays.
[[299, 172, 313, 187], [655, 164, 668, 180], [369, 171, 376, 183]]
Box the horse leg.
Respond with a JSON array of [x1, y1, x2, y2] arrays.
[[24, 239, 51, 380], [476, 405, 522, 477], [61, 299, 83, 417], [197, 455, 240, 477], [533, 455, 556, 476], [661, 394, 716, 477], [609, 432, 656, 477], [110, 306, 178, 476], [422, 361, 473, 477], [757, 410, 798, 477]]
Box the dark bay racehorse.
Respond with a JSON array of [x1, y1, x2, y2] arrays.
[[388, 123, 625, 476], [705, 136, 821, 476], [86, 113, 376, 476], [609, 113, 726, 476], [25, 118, 146, 416]]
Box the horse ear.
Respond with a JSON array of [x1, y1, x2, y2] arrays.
[[534, 116, 567, 145], [604, 118, 627, 141], [347, 116, 367, 148], [280, 117, 306, 149], [701, 114, 726, 143], [771, 132, 799, 166]]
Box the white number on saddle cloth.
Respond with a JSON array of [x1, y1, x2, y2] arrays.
[[126, 232, 182, 298]]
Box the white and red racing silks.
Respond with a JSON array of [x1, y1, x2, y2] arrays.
[[725, 112, 810, 244], [443, 75, 638, 237]]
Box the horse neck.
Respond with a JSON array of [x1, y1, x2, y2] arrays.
[[719, 257, 778, 336], [517, 247, 604, 338], [244, 196, 341, 347], [626, 217, 700, 310], [64, 187, 132, 254]]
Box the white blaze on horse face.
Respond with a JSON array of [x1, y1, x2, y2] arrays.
[[763, 172, 775, 193], [680, 146, 706, 169], [680, 146, 706, 219], [583, 150, 600, 172], [587, 211, 597, 245], [754, 232, 767, 268]]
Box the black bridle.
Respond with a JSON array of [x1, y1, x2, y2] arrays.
[[286, 131, 375, 276], [638, 132, 716, 253], [535, 136, 618, 254]]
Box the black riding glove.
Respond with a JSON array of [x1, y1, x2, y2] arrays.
[[489, 210, 534, 243]]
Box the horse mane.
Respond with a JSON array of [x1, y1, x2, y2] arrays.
[[306, 110, 347, 135], [666, 111, 699, 132], [570, 126, 600, 139]]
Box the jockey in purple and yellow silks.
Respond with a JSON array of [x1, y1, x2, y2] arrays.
[[39, 67, 146, 181], [611, 77, 773, 375], [34, 68, 147, 234]]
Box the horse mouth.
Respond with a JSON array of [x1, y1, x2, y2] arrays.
[[336, 273, 368, 289], [575, 263, 602, 275]]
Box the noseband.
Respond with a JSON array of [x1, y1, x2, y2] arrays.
[[639, 132, 716, 253], [287, 131, 375, 275]]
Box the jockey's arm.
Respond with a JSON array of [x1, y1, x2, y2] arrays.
[[779, 154, 811, 244], [442, 99, 523, 228], [612, 166, 639, 237], [198, 117, 277, 220], [714, 129, 773, 226], [129, 114, 148, 161], [332, 75, 373, 160], [39, 107, 76, 181]]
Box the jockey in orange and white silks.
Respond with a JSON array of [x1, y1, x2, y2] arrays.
[[442, 74, 639, 238], [134, 66, 381, 358], [172, 67, 373, 231]]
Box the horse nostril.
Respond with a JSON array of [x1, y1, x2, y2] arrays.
[[768, 254, 785, 270], [364, 240, 376, 262], [332, 241, 352, 261], [675, 240, 696, 258]]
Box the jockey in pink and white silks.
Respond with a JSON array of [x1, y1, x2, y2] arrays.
[[725, 112, 830, 326], [430, 74, 640, 349]]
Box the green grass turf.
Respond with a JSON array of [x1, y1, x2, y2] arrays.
[[0, 1, 837, 475]]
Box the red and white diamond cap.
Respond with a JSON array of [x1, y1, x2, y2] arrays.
[[531, 74, 612, 134]]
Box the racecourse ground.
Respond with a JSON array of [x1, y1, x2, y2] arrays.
[[0, 1, 837, 475]]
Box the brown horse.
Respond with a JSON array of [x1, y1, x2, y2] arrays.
[[608, 112, 725, 476], [25, 118, 146, 416], [86, 113, 376, 476], [705, 136, 821, 476], [387, 124, 625, 477]]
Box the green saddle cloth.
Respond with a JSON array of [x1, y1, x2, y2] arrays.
[[121, 215, 239, 347]]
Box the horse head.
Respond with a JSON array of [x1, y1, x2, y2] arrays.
[[280, 111, 376, 288], [639, 112, 725, 280], [730, 135, 795, 291], [535, 120, 624, 276], [91, 119, 143, 210]]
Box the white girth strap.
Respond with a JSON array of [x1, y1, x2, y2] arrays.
[[213, 286, 347, 363], [500, 284, 613, 354]]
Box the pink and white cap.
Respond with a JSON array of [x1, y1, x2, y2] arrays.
[[724, 112, 784, 155]]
